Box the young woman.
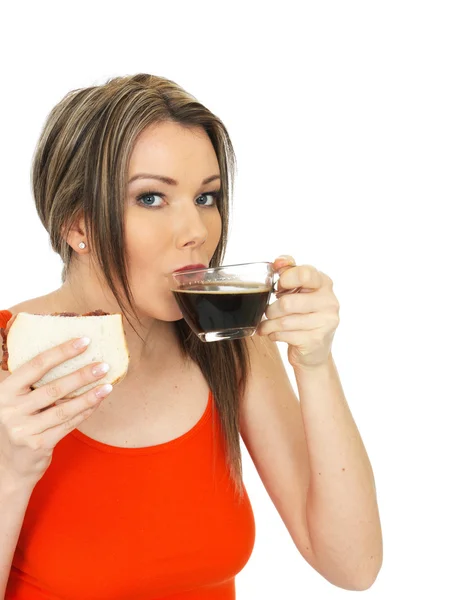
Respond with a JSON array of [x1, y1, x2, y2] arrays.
[[0, 74, 382, 599]]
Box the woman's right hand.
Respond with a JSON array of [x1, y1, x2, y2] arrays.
[[0, 337, 113, 490]]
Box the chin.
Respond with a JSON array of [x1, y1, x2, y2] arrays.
[[133, 288, 184, 321], [168, 310, 185, 322], [154, 306, 185, 323], [128, 301, 182, 323]]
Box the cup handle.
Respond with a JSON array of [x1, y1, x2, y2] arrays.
[[272, 268, 303, 299]]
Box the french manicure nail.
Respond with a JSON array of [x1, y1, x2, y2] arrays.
[[73, 337, 91, 349], [95, 384, 113, 398], [92, 363, 110, 376]]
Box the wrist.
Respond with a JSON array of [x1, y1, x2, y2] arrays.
[[0, 467, 37, 498], [293, 353, 334, 377]]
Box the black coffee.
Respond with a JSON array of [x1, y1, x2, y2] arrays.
[[172, 281, 271, 337]]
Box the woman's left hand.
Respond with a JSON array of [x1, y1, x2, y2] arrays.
[[256, 255, 340, 370]]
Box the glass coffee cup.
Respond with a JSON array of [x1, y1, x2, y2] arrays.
[[170, 261, 295, 342]]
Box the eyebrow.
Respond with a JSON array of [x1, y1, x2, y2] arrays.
[[128, 173, 221, 186]]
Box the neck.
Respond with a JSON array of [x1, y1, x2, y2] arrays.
[[46, 273, 181, 374]]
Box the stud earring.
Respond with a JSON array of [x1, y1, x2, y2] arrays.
[[78, 242, 86, 249]]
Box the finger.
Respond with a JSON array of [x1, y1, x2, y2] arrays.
[[25, 384, 113, 436], [267, 330, 312, 345], [25, 403, 102, 451], [272, 257, 297, 294], [258, 313, 324, 336], [266, 290, 328, 320], [18, 360, 111, 416], [277, 265, 322, 294], [272, 255, 296, 271], [4, 336, 92, 396]]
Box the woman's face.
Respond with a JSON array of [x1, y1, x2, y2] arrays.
[[124, 120, 222, 321]]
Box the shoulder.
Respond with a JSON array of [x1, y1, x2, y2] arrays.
[[240, 333, 298, 428], [0, 296, 51, 331], [0, 296, 55, 381], [5, 295, 52, 316], [242, 332, 294, 389]]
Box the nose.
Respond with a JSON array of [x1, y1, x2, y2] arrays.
[[175, 204, 208, 249]]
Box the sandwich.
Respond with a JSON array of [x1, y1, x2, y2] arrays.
[[1, 311, 129, 398]]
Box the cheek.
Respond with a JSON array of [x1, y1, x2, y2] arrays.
[[207, 210, 222, 250], [124, 213, 162, 267]]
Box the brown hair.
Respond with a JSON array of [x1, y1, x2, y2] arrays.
[[32, 74, 251, 497]]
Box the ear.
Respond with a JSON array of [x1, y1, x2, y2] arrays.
[[62, 214, 87, 251]]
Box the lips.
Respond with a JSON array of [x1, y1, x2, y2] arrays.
[[173, 264, 207, 274]]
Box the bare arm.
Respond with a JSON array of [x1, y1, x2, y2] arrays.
[[0, 364, 35, 599], [0, 475, 34, 599], [0, 321, 114, 598], [240, 337, 382, 590], [294, 354, 382, 589]]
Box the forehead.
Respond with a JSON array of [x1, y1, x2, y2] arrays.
[[129, 121, 219, 178]]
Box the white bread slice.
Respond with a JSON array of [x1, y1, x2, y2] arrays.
[[6, 312, 129, 398]]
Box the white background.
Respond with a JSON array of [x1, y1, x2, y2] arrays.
[[1, 1, 448, 598]]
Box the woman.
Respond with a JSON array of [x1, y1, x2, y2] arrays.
[[0, 74, 382, 599]]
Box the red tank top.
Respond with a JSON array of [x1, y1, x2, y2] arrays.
[[0, 310, 256, 599]]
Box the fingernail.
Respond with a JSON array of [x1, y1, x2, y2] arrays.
[[95, 384, 113, 398], [73, 337, 91, 349], [92, 363, 110, 376], [278, 255, 294, 262]]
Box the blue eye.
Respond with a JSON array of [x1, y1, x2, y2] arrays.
[[136, 191, 220, 209], [196, 193, 219, 206], [136, 192, 164, 207]]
